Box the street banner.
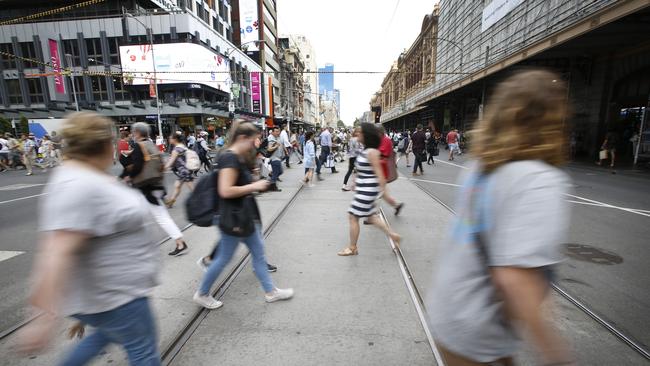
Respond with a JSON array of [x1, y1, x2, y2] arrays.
[[251, 72, 261, 113], [48, 39, 65, 94], [149, 79, 156, 98]]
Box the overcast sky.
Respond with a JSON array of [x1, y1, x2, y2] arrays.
[[278, 0, 438, 124]]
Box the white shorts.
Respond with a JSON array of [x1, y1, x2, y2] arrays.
[[448, 143, 458, 151]]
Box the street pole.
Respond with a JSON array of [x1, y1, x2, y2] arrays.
[[65, 54, 79, 112]]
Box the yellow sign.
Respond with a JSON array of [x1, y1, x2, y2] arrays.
[[178, 116, 195, 127]]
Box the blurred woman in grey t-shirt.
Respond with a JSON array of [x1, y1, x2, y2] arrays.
[[427, 70, 574, 366], [18, 112, 161, 365]]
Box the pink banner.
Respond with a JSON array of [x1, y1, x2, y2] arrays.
[[48, 39, 65, 94], [251, 72, 261, 113]]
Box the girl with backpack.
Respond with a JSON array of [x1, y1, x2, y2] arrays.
[[164, 134, 197, 208], [193, 120, 294, 309]]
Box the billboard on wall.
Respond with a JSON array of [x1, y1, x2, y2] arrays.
[[47, 39, 65, 95], [119, 43, 231, 92], [481, 0, 524, 32], [239, 0, 260, 51], [251, 71, 261, 113]]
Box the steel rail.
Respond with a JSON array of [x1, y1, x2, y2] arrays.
[[407, 175, 650, 361]]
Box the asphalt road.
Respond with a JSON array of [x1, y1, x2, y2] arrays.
[[0, 164, 193, 334], [394, 152, 650, 353]]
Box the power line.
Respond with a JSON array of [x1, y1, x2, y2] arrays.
[[0, 0, 106, 26]]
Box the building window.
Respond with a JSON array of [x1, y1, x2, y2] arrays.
[[90, 75, 109, 101], [108, 37, 120, 65], [27, 78, 44, 103], [0, 43, 17, 69], [72, 76, 86, 102], [113, 76, 129, 101], [62, 40, 81, 67], [86, 38, 104, 64], [20, 42, 38, 68], [6, 79, 22, 104]]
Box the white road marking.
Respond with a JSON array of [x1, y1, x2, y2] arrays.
[[0, 193, 47, 205], [565, 194, 650, 218], [407, 165, 650, 218], [405, 177, 461, 187], [0, 183, 45, 191], [0, 251, 25, 263], [432, 158, 468, 169]]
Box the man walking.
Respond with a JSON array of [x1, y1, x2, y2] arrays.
[[22, 133, 41, 176], [50, 131, 62, 166], [316, 127, 339, 180], [267, 127, 285, 192], [279, 125, 291, 168], [447, 129, 460, 161], [411, 124, 426, 176]]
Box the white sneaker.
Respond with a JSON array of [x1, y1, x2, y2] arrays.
[[193, 292, 223, 309], [196, 256, 209, 272], [265, 288, 294, 303]]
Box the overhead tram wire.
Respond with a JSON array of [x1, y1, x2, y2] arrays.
[[0, 0, 107, 26]]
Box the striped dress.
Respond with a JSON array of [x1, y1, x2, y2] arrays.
[[348, 150, 381, 217]]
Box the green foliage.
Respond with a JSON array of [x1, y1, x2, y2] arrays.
[[19, 115, 29, 134], [353, 118, 361, 127], [336, 120, 346, 129], [0, 116, 11, 134]]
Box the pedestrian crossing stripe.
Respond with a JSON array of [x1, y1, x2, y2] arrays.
[[0, 251, 25, 263], [0, 183, 45, 191]]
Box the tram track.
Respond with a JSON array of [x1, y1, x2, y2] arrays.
[[0, 184, 305, 366], [407, 177, 650, 361], [160, 184, 304, 365]]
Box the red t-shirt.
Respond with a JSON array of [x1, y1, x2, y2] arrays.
[[117, 139, 130, 154], [447, 131, 458, 144], [379, 135, 393, 179]]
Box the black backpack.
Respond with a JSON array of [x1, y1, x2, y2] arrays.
[[257, 138, 272, 158], [185, 169, 219, 227], [193, 139, 207, 158]]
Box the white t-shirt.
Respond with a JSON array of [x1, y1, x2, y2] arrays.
[[0, 138, 8, 153], [39, 163, 160, 316], [427, 160, 570, 362]]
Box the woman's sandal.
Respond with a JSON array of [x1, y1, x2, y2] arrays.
[[337, 247, 359, 256]]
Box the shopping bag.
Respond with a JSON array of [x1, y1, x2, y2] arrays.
[[325, 154, 335, 168], [599, 150, 608, 160]]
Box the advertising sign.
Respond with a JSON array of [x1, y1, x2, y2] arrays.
[[239, 0, 260, 51], [251, 71, 261, 113], [48, 39, 65, 94], [119, 43, 231, 92], [481, 0, 524, 32], [149, 0, 180, 11]]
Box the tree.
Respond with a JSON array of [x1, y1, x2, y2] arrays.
[[337, 120, 346, 129], [353, 118, 361, 127], [19, 115, 29, 134], [0, 117, 11, 134]]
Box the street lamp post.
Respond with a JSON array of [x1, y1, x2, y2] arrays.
[[126, 13, 162, 140]]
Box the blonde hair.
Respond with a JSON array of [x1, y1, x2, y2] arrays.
[[471, 69, 569, 173], [61, 112, 114, 160]]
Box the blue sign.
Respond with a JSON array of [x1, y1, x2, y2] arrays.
[[246, 26, 253, 33]]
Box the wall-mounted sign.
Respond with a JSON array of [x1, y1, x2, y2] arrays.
[[251, 72, 261, 113], [239, 0, 260, 51], [48, 39, 65, 95], [120, 43, 231, 92], [481, 0, 524, 32]]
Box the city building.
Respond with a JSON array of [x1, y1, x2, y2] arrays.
[[320, 99, 338, 128], [318, 63, 333, 96], [379, 0, 650, 162], [231, 0, 280, 127], [277, 36, 307, 129], [287, 34, 319, 126], [0, 0, 268, 137]]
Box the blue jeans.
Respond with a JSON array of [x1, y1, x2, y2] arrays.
[[61, 297, 160, 366], [199, 225, 274, 294], [270, 160, 283, 183]]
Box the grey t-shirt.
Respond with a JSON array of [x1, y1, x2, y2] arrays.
[[268, 135, 285, 161], [426, 160, 570, 362], [39, 164, 160, 316]]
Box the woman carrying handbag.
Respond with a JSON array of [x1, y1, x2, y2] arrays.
[[193, 121, 294, 309]]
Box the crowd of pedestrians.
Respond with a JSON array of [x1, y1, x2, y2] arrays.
[[0, 132, 62, 174], [15, 68, 576, 366]]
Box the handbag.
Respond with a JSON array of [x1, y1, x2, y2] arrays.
[[218, 195, 256, 237], [599, 149, 608, 160], [132, 141, 164, 188], [386, 150, 398, 183], [325, 154, 335, 168]]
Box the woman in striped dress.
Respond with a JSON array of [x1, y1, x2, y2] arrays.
[[338, 123, 401, 256]]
